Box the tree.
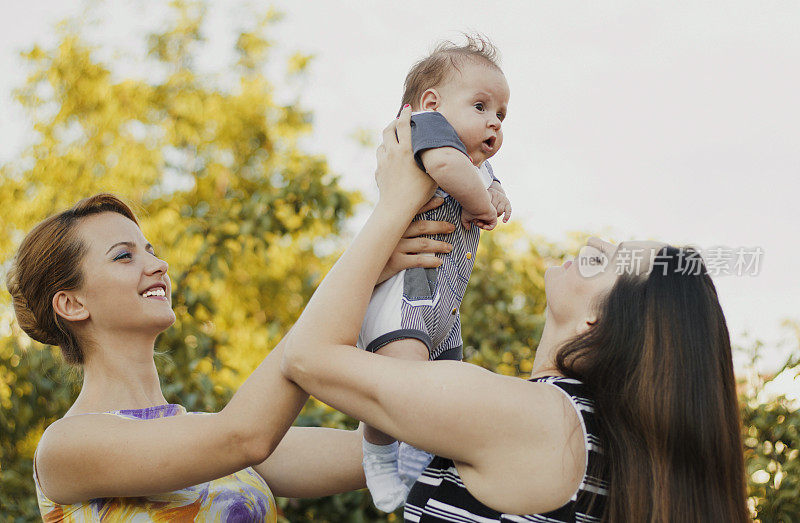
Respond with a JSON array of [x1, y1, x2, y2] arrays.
[[743, 391, 800, 521], [739, 324, 800, 522], [0, 2, 360, 519]]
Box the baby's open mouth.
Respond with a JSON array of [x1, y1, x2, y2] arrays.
[[482, 136, 496, 150]]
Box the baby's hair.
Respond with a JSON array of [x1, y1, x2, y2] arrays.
[[401, 33, 502, 111]]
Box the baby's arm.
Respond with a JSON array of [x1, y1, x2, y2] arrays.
[[420, 147, 497, 230]]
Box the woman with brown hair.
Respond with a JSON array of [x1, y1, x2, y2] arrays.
[[280, 107, 749, 521], [6, 183, 453, 519]]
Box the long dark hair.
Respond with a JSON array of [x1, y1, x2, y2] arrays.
[[555, 246, 747, 522]]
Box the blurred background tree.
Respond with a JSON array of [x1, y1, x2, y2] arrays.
[[0, 1, 797, 521], [739, 323, 800, 522], [743, 384, 800, 520], [0, 0, 363, 518]]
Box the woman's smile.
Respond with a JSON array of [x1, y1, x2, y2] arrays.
[[141, 284, 168, 301]]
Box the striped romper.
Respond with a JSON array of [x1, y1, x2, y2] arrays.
[[358, 111, 497, 361], [404, 376, 609, 522]]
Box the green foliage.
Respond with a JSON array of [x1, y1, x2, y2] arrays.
[[462, 225, 574, 375], [744, 396, 800, 520], [741, 353, 800, 522], [0, 340, 80, 518]]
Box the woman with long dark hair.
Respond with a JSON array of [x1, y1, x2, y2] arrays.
[[280, 106, 748, 522]]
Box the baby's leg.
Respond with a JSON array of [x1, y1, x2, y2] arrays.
[[365, 338, 429, 445], [362, 338, 428, 512]]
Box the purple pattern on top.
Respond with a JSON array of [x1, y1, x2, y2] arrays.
[[109, 403, 184, 420], [34, 403, 276, 522]]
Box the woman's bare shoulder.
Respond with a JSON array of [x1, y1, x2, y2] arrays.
[[459, 378, 587, 515], [37, 411, 125, 465]]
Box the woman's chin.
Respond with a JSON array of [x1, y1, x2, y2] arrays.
[[153, 311, 177, 332]]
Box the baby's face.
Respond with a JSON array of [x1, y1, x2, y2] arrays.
[[434, 61, 510, 166]]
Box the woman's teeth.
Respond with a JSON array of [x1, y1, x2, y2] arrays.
[[142, 288, 166, 298]]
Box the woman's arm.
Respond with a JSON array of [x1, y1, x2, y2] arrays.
[[37, 341, 307, 504], [252, 425, 365, 498]]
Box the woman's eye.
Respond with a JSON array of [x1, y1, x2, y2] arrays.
[[114, 252, 132, 261]]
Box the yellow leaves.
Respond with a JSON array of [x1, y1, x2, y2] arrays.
[[142, 206, 183, 243], [349, 127, 377, 149], [236, 32, 272, 71], [494, 350, 534, 376], [171, 89, 205, 124], [287, 52, 313, 76], [194, 357, 212, 375], [147, 1, 205, 65], [273, 201, 304, 231], [16, 423, 44, 460], [235, 7, 283, 72], [20, 44, 46, 62], [497, 363, 516, 376]]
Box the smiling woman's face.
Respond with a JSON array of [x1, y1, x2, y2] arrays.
[[544, 237, 667, 329], [72, 211, 175, 339]]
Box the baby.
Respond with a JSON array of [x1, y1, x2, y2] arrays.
[[358, 36, 512, 512]]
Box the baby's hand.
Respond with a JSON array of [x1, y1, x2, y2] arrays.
[[460, 206, 498, 231], [488, 181, 512, 223]]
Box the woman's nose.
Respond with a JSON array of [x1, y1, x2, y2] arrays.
[[147, 255, 169, 275]]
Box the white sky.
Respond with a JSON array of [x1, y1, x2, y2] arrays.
[[1, 1, 798, 374]]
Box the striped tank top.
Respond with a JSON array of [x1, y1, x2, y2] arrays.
[[33, 404, 277, 522], [404, 376, 608, 522]]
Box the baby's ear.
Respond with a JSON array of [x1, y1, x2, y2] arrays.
[[420, 88, 441, 111]]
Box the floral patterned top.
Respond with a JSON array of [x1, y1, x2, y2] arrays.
[[33, 404, 277, 522]]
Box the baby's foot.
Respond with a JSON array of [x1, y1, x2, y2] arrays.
[[362, 440, 410, 512]]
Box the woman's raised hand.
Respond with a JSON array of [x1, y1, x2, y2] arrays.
[[375, 105, 437, 212], [376, 197, 454, 284]]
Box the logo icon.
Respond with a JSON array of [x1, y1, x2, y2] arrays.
[[577, 245, 608, 277]]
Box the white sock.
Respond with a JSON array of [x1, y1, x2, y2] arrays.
[[362, 440, 410, 512], [398, 442, 434, 489]]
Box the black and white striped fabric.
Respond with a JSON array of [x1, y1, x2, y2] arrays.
[[404, 376, 608, 522]]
